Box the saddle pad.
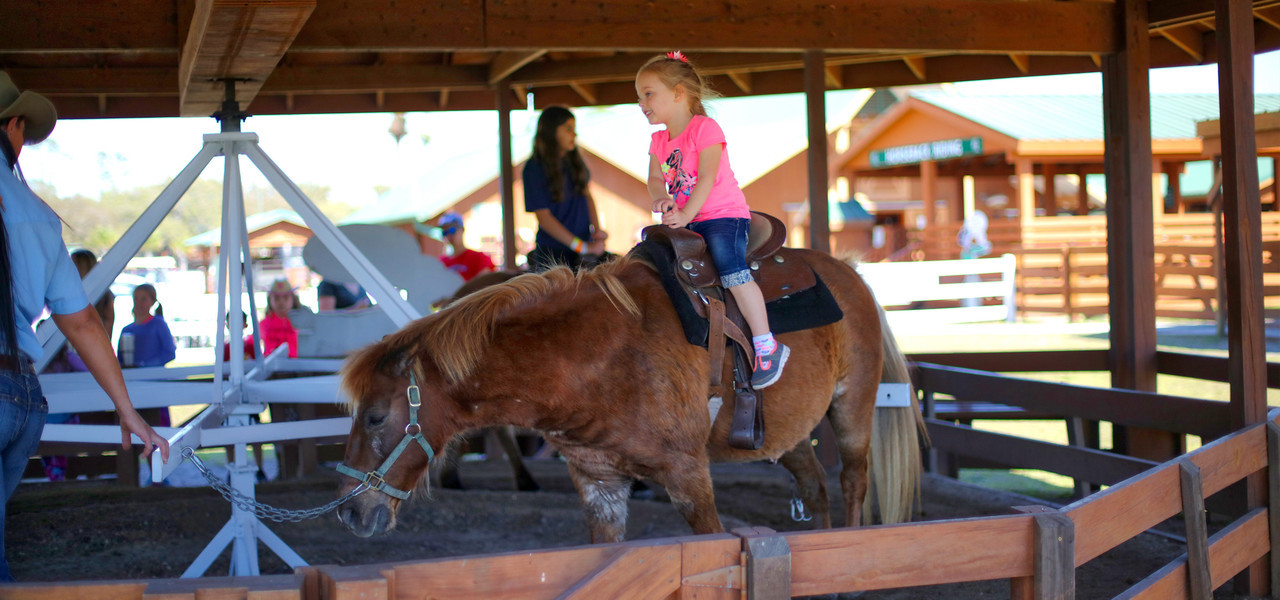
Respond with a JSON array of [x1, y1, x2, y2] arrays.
[[631, 241, 844, 348]]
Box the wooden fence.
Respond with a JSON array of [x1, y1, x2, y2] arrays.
[[4, 352, 1278, 598], [4, 409, 1275, 598], [916, 212, 1280, 321]]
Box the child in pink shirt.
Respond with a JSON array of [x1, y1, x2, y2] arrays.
[[636, 51, 788, 388]]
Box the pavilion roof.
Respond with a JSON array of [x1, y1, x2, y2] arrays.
[[913, 91, 1280, 141], [3, 0, 1276, 119]]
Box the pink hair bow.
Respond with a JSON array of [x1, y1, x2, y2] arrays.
[[666, 50, 688, 63]]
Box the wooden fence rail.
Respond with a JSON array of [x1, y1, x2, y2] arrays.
[[5, 412, 1276, 599]]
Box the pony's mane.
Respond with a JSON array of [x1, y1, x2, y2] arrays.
[[341, 258, 641, 409]]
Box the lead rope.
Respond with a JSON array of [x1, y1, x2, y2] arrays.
[[183, 447, 369, 523]]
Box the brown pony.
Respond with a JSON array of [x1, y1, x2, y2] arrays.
[[336, 250, 922, 542]]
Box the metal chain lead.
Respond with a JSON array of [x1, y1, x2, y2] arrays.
[[182, 447, 368, 523]]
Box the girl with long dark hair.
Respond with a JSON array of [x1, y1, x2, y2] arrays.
[[0, 72, 168, 581], [521, 105, 609, 271]]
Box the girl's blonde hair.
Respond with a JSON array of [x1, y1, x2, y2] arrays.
[[637, 53, 719, 117]]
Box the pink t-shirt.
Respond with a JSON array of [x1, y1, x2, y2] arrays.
[[649, 115, 750, 222]]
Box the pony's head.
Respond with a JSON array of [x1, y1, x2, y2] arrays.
[[335, 332, 443, 537], [335, 263, 640, 537]]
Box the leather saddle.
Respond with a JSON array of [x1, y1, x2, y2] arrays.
[[638, 212, 818, 450]]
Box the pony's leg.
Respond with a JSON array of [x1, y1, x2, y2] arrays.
[[778, 438, 833, 529], [564, 459, 633, 543], [495, 426, 540, 492], [827, 387, 876, 528], [654, 460, 724, 535]]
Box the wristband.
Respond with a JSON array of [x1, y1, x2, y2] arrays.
[[571, 238, 586, 254]]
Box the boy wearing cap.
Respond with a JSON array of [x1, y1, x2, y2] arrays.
[[438, 212, 495, 282]]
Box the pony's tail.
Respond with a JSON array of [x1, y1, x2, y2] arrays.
[[864, 301, 927, 525]]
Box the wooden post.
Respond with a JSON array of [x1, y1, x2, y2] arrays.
[[1042, 162, 1058, 216], [1016, 158, 1036, 228], [804, 50, 830, 255], [1010, 506, 1075, 600], [1168, 162, 1185, 214], [920, 161, 938, 225], [1103, 0, 1169, 461], [1217, 2, 1268, 594], [496, 79, 518, 271], [1267, 422, 1280, 593], [732, 527, 790, 600], [1075, 168, 1090, 216], [1179, 461, 1213, 600]]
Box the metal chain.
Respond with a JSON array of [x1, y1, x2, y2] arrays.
[[182, 447, 368, 523]]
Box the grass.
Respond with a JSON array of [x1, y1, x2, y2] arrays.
[[895, 315, 1280, 501]]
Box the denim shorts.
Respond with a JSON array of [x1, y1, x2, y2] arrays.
[[688, 217, 753, 288]]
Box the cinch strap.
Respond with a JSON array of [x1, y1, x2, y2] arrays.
[[335, 372, 435, 500]]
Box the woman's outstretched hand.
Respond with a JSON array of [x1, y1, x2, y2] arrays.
[[119, 409, 171, 463]]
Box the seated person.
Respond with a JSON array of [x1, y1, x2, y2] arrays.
[[317, 278, 371, 312], [437, 211, 495, 282], [261, 279, 299, 358], [222, 310, 256, 361]]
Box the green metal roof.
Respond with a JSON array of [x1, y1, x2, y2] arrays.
[[912, 91, 1280, 141], [1178, 158, 1275, 197], [184, 208, 306, 247]]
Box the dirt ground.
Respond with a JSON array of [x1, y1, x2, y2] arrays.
[[4, 453, 1248, 598]]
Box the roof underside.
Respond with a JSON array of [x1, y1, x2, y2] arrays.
[[3, 0, 1279, 120]]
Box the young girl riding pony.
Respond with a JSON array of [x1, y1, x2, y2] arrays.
[[636, 51, 788, 388]]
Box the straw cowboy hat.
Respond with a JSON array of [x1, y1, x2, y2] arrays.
[[0, 72, 57, 144]]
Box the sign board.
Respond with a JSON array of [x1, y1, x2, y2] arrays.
[[869, 137, 983, 168]]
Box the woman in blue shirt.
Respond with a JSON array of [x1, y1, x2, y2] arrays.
[[0, 72, 168, 581], [522, 106, 608, 272]]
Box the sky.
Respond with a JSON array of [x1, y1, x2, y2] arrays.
[[17, 50, 1280, 209]]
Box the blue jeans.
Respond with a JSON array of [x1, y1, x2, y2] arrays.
[[688, 217, 753, 288], [0, 359, 47, 582]]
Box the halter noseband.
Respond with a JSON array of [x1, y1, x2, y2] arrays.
[[336, 372, 435, 500]]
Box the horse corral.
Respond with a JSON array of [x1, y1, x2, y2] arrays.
[[2, 0, 1277, 598]]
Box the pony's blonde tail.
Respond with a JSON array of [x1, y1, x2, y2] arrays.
[[864, 301, 928, 525]]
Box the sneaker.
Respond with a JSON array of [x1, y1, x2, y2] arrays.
[[750, 343, 790, 389]]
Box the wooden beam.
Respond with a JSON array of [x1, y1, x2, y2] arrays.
[[824, 65, 841, 88], [496, 78, 518, 272], [1257, 5, 1280, 30], [439, 89, 450, 109], [1159, 24, 1206, 62], [179, 0, 316, 117], [483, 0, 1116, 54], [1008, 53, 1031, 74], [1214, 0, 1268, 590], [511, 84, 527, 107], [726, 71, 753, 93], [488, 50, 546, 84], [805, 50, 831, 254], [903, 56, 927, 81], [568, 81, 597, 105], [262, 64, 489, 93]]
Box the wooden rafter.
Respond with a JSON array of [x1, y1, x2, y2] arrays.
[[179, 0, 315, 117], [903, 56, 927, 81], [568, 81, 597, 104], [824, 65, 842, 88], [440, 89, 450, 109], [1257, 5, 1280, 29], [488, 50, 547, 84], [1159, 24, 1204, 62], [726, 71, 753, 93], [1008, 53, 1030, 74]]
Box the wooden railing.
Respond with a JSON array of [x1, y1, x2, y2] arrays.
[[6, 350, 1277, 598], [6, 409, 1274, 598]]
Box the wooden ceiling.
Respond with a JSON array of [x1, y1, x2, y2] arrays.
[[2, 0, 1278, 120]]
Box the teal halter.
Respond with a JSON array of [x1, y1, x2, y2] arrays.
[[336, 372, 435, 500]]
